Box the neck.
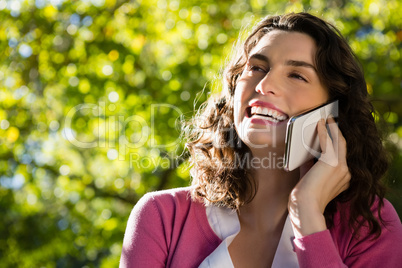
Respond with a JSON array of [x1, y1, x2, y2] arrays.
[[238, 150, 300, 232]]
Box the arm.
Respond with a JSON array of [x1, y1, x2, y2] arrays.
[[293, 229, 347, 268], [120, 193, 168, 268], [292, 199, 402, 268], [288, 118, 402, 266], [288, 117, 350, 267]]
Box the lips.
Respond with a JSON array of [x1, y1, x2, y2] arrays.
[[246, 101, 289, 123]]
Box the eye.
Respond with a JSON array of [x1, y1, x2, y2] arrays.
[[247, 64, 267, 73], [289, 72, 308, 82]]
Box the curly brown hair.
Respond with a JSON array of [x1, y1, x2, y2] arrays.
[[184, 12, 389, 237]]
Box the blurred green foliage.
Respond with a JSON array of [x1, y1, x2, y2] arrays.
[[0, 0, 401, 267]]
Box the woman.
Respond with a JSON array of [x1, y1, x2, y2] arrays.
[[120, 12, 402, 267]]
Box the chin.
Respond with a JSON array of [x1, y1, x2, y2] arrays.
[[243, 133, 285, 151]]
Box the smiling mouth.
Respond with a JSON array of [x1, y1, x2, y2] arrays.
[[246, 106, 289, 123]]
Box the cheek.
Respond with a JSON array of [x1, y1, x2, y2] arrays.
[[233, 89, 246, 121], [287, 91, 329, 116], [233, 89, 241, 111], [233, 83, 250, 104], [233, 102, 241, 126]]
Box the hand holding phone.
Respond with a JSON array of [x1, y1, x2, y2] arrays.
[[283, 100, 338, 172]]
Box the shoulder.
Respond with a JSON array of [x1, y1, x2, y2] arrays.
[[124, 186, 208, 248], [330, 197, 402, 263], [122, 187, 215, 266], [135, 186, 195, 212], [376, 198, 401, 224], [141, 186, 193, 202], [366, 197, 402, 238], [132, 186, 206, 226], [334, 197, 401, 232]]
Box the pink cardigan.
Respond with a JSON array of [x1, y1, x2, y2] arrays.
[[120, 187, 402, 267]]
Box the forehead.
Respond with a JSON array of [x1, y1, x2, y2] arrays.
[[249, 30, 317, 63]]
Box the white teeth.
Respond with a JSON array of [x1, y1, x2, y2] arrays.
[[252, 114, 279, 122], [250, 106, 287, 121], [268, 109, 273, 116]]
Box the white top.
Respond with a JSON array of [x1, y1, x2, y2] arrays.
[[199, 205, 299, 268]]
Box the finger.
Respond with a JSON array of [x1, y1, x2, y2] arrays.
[[326, 116, 347, 160], [317, 118, 338, 166], [317, 118, 328, 154], [317, 118, 335, 155]]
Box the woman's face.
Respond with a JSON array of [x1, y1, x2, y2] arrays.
[[234, 30, 329, 154]]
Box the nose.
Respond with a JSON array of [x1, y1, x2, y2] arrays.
[[255, 70, 280, 96]]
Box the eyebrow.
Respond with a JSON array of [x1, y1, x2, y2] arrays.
[[248, 53, 317, 73], [285, 60, 317, 72]]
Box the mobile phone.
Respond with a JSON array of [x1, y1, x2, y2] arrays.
[[283, 100, 338, 172]]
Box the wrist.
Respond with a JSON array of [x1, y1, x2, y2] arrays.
[[288, 193, 327, 238]]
